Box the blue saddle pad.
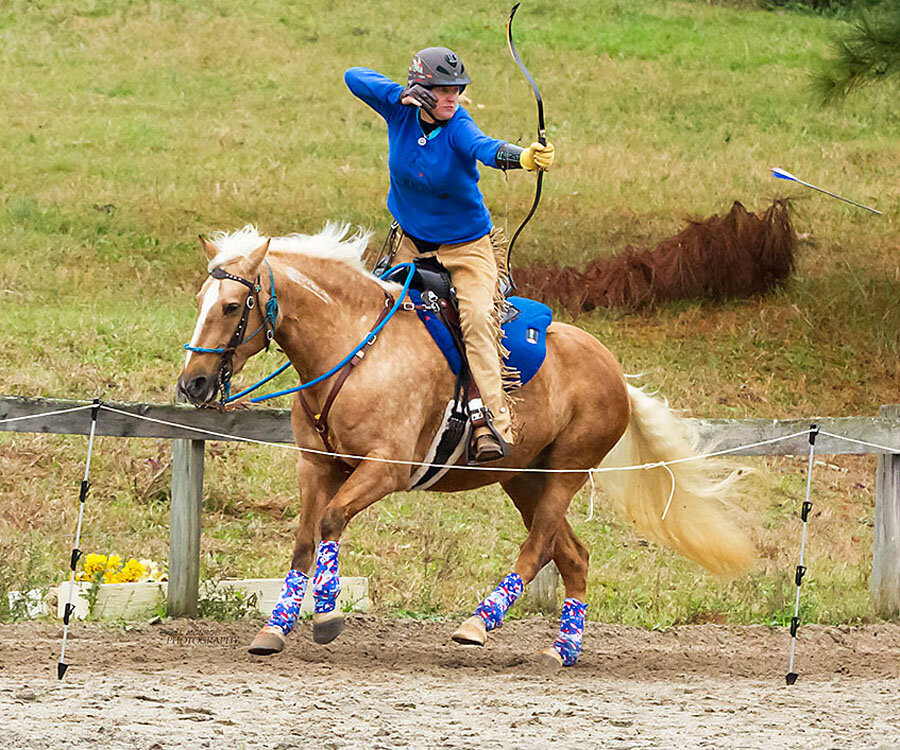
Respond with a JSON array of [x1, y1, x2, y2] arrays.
[[408, 291, 553, 389]]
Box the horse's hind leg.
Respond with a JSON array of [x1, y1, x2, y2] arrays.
[[248, 455, 346, 656], [504, 474, 591, 669], [451, 472, 589, 663]]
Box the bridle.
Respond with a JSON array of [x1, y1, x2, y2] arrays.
[[183, 260, 279, 403]]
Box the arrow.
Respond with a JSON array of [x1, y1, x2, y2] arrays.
[[770, 168, 882, 215]]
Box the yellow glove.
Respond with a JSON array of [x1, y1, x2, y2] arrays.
[[520, 141, 555, 172]]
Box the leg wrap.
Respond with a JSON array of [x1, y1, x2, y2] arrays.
[[266, 569, 309, 635], [553, 597, 587, 667], [474, 572, 524, 631], [312, 540, 341, 614]]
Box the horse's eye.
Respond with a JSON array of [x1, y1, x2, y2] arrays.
[[224, 302, 241, 315]]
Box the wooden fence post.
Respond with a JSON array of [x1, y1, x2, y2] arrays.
[[528, 562, 560, 613], [168, 418, 205, 617], [872, 404, 900, 617]]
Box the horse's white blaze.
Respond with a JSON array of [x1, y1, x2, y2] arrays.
[[284, 267, 333, 304], [184, 280, 222, 367]]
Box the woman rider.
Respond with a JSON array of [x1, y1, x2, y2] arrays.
[[344, 47, 554, 464]]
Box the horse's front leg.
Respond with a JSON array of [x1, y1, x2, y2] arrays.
[[310, 454, 407, 645], [248, 455, 346, 655]]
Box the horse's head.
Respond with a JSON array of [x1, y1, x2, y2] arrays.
[[177, 234, 272, 405]]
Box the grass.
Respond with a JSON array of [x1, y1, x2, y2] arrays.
[[0, 0, 897, 624]]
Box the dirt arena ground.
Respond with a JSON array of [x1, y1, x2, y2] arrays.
[[2, 617, 900, 749]]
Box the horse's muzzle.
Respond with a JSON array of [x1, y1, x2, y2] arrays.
[[177, 373, 217, 405]]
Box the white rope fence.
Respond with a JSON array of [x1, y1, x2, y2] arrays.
[[4, 405, 893, 504], [6, 402, 898, 685], [0, 403, 94, 424], [97, 405, 823, 476]]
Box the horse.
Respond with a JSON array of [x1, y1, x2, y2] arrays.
[[177, 223, 755, 668]]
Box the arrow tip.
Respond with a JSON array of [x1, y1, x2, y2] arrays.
[[771, 167, 796, 181], [57, 661, 68, 680]]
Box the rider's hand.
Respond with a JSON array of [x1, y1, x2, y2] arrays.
[[520, 141, 555, 172], [399, 83, 438, 112]]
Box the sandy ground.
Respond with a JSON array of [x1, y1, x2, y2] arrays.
[[2, 617, 900, 749]]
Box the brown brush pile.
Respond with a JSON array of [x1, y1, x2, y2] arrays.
[[515, 199, 796, 313]]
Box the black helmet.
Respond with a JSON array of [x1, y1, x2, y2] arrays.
[[407, 47, 471, 90]]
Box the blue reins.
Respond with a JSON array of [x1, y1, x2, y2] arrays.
[[184, 262, 416, 404]]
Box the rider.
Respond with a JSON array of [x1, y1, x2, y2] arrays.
[[344, 47, 555, 463]]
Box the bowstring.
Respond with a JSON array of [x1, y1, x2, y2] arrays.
[[504, 64, 510, 240]]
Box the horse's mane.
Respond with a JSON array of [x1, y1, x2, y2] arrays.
[[207, 223, 374, 274]]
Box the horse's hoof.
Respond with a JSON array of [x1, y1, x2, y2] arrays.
[[451, 616, 487, 646], [248, 625, 285, 656], [313, 611, 344, 644], [536, 647, 564, 671]]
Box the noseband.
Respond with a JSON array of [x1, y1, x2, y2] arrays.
[[183, 261, 279, 402]]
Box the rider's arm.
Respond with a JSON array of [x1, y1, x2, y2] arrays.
[[497, 142, 555, 171], [449, 110, 509, 169], [344, 67, 404, 120], [495, 143, 525, 170], [449, 112, 554, 172]]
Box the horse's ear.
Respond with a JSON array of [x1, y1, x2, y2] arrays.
[[199, 235, 219, 262], [240, 238, 270, 276]]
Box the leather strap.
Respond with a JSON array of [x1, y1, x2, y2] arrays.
[[298, 294, 394, 454], [433, 298, 485, 419]]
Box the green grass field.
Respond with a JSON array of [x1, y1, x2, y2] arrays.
[[1, 0, 897, 624]]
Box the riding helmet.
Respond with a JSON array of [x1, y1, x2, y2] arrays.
[[407, 47, 471, 92]]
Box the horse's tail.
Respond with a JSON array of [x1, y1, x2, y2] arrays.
[[595, 384, 755, 578]]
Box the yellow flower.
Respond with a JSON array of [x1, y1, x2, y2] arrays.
[[119, 558, 147, 583], [77, 552, 167, 583], [78, 553, 108, 581]]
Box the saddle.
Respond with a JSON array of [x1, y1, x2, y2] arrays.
[[382, 257, 488, 466], [382, 257, 552, 477]]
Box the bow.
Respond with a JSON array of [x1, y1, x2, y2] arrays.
[[505, 2, 546, 284]]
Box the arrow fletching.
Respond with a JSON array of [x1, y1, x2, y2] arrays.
[[771, 167, 797, 182]]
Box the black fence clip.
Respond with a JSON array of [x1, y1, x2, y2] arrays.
[[808, 423, 819, 446], [63, 602, 76, 626], [795, 565, 807, 586], [790, 616, 801, 638], [79, 480, 91, 504], [90, 398, 101, 421], [801, 501, 813, 523], [69, 548, 82, 572]]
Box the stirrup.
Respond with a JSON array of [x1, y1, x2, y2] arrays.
[[466, 402, 509, 464]]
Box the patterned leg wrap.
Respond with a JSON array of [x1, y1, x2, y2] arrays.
[[312, 540, 341, 614], [266, 569, 309, 635], [474, 573, 524, 631], [553, 598, 587, 667]]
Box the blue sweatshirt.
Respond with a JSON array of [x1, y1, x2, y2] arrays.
[[345, 67, 506, 245]]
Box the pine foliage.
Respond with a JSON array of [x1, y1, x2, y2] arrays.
[[814, 1, 900, 103]]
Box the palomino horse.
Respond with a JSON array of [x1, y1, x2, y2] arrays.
[[177, 224, 754, 668]]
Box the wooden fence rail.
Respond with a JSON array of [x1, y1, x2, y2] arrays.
[[2, 396, 899, 616]]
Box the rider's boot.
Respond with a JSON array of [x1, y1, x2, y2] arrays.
[[472, 424, 509, 464]]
